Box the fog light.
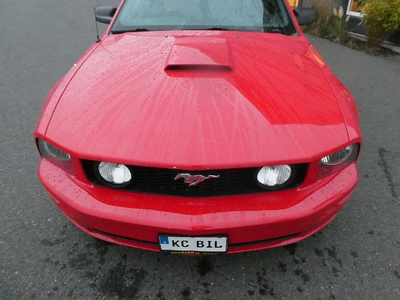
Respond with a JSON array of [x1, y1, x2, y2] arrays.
[[98, 162, 132, 185], [257, 165, 292, 187]]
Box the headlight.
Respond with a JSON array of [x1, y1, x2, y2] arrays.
[[96, 162, 132, 187], [321, 145, 353, 165], [37, 139, 74, 174], [38, 139, 70, 160], [257, 165, 292, 188], [318, 144, 359, 179]]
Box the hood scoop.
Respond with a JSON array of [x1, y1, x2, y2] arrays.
[[165, 37, 233, 71]]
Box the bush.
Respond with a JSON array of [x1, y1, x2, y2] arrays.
[[303, 0, 336, 38], [331, 6, 350, 43], [303, 1, 350, 43], [361, 0, 400, 49]]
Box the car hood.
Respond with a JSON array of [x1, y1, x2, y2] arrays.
[[45, 31, 349, 169]]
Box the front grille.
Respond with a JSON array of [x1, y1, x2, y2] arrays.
[[82, 160, 308, 197]]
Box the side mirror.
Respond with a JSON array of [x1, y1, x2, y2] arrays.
[[293, 8, 316, 26], [95, 6, 117, 24]]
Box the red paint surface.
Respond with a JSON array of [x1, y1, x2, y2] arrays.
[[38, 31, 359, 169], [35, 13, 362, 253], [39, 159, 358, 253]]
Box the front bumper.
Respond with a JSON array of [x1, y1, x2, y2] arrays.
[[39, 159, 358, 254]]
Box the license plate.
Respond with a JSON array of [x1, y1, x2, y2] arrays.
[[159, 235, 228, 254]]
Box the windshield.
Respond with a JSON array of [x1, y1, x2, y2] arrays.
[[111, 0, 297, 35]]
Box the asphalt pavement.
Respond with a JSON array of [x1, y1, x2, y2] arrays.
[[0, 0, 399, 299]]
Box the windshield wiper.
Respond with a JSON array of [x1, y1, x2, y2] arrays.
[[111, 28, 149, 34], [111, 27, 230, 34], [205, 27, 229, 31]]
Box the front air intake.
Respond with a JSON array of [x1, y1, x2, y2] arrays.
[[165, 65, 232, 71]]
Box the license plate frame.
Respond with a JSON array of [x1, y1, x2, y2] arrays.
[[158, 235, 228, 254]]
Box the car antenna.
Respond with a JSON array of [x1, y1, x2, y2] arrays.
[[94, 8, 101, 43]]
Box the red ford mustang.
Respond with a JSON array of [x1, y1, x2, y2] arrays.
[[35, 0, 362, 254]]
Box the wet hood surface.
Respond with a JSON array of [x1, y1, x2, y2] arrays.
[[45, 31, 349, 169]]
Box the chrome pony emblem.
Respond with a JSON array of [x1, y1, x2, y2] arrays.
[[174, 173, 220, 186]]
